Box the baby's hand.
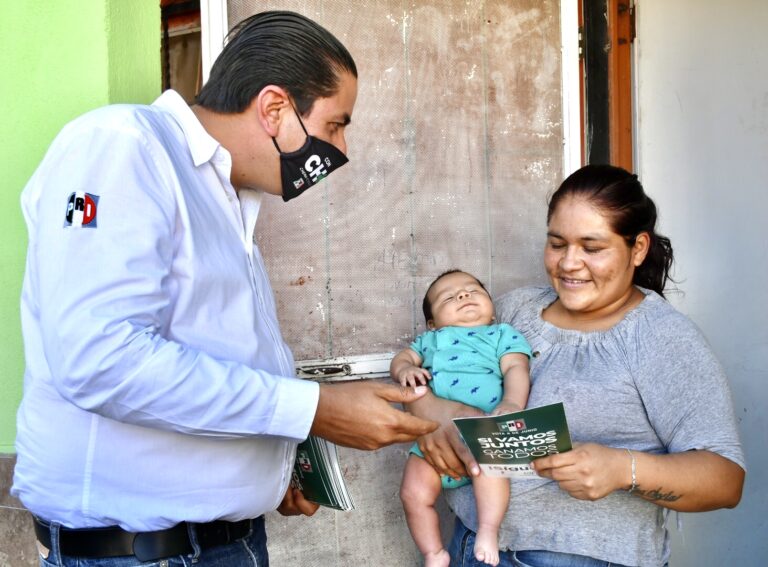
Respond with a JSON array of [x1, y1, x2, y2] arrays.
[[395, 365, 432, 388], [490, 400, 524, 416]]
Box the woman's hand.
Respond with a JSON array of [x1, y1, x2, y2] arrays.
[[532, 443, 745, 511], [531, 442, 629, 501], [406, 389, 484, 480]]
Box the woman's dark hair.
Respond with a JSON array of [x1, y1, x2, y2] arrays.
[[196, 11, 357, 115], [422, 270, 488, 323], [547, 164, 675, 297]]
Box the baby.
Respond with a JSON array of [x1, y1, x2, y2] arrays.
[[391, 270, 531, 567]]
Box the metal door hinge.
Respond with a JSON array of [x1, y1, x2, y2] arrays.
[[296, 353, 395, 383]]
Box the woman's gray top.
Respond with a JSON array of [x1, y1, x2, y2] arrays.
[[444, 286, 744, 567]]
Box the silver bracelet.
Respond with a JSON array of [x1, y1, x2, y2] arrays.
[[626, 448, 637, 494]]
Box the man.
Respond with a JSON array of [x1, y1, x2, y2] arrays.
[[13, 11, 436, 566]]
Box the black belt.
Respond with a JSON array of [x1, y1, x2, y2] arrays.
[[33, 516, 253, 562]]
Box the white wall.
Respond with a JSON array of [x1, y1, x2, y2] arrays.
[[634, 1, 768, 564]]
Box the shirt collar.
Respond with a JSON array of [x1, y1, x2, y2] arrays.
[[152, 89, 221, 167]]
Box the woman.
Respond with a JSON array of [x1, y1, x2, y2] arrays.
[[409, 165, 745, 567]]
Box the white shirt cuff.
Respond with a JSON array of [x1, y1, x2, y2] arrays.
[[268, 377, 320, 441]]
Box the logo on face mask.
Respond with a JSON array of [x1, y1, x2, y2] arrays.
[[304, 155, 328, 183], [272, 106, 349, 202]]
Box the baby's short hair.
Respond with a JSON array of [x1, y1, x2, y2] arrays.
[[422, 269, 487, 324]]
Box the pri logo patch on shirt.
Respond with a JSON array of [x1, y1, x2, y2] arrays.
[[64, 191, 99, 228]]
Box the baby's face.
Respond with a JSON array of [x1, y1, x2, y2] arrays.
[[427, 272, 495, 329]]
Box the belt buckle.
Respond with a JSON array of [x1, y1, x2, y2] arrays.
[[133, 526, 190, 562]]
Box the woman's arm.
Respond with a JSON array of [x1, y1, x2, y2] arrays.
[[532, 443, 744, 512], [406, 389, 484, 480]]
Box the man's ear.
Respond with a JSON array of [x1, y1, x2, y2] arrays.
[[252, 85, 291, 138]]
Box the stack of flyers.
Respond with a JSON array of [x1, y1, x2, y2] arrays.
[[291, 435, 354, 511]]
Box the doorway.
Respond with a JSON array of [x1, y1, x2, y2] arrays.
[[580, 0, 635, 169]]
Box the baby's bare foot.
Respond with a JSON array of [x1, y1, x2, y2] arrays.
[[424, 548, 450, 567], [474, 527, 500, 566]]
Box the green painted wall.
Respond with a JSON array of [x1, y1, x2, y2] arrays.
[[0, 1, 160, 453]]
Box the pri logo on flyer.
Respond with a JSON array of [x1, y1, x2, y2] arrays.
[[297, 451, 313, 473], [498, 418, 526, 433]]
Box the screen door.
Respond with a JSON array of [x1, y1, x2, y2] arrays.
[[208, 2, 566, 565], [224, 0, 564, 374]]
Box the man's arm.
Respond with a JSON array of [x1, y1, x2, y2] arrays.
[[23, 123, 316, 441]]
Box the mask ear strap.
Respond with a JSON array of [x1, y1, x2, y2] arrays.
[[272, 100, 309, 154], [289, 101, 310, 136]]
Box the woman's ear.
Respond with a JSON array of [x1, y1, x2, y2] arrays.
[[253, 85, 290, 138], [632, 232, 651, 267]]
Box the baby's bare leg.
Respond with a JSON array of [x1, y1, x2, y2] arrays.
[[471, 475, 510, 566], [400, 455, 450, 567]]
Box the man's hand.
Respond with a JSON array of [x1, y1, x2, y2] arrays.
[[406, 389, 483, 480], [310, 381, 438, 450], [277, 486, 320, 517]]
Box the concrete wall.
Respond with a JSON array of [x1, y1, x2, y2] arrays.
[[0, 1, 160, 564], [634, 0, 768, 564]]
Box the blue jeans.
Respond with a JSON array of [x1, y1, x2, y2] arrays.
[[447, 517, 633, 567], [38, 517, 268, 567]]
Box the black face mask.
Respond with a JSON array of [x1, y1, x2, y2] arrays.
[[272, 110, 349, 202]]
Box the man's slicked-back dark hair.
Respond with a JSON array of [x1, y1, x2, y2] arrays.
[[196, 10, 357, 115]]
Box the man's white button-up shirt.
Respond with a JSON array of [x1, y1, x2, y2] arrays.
[[13, 90, 319, 530]]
